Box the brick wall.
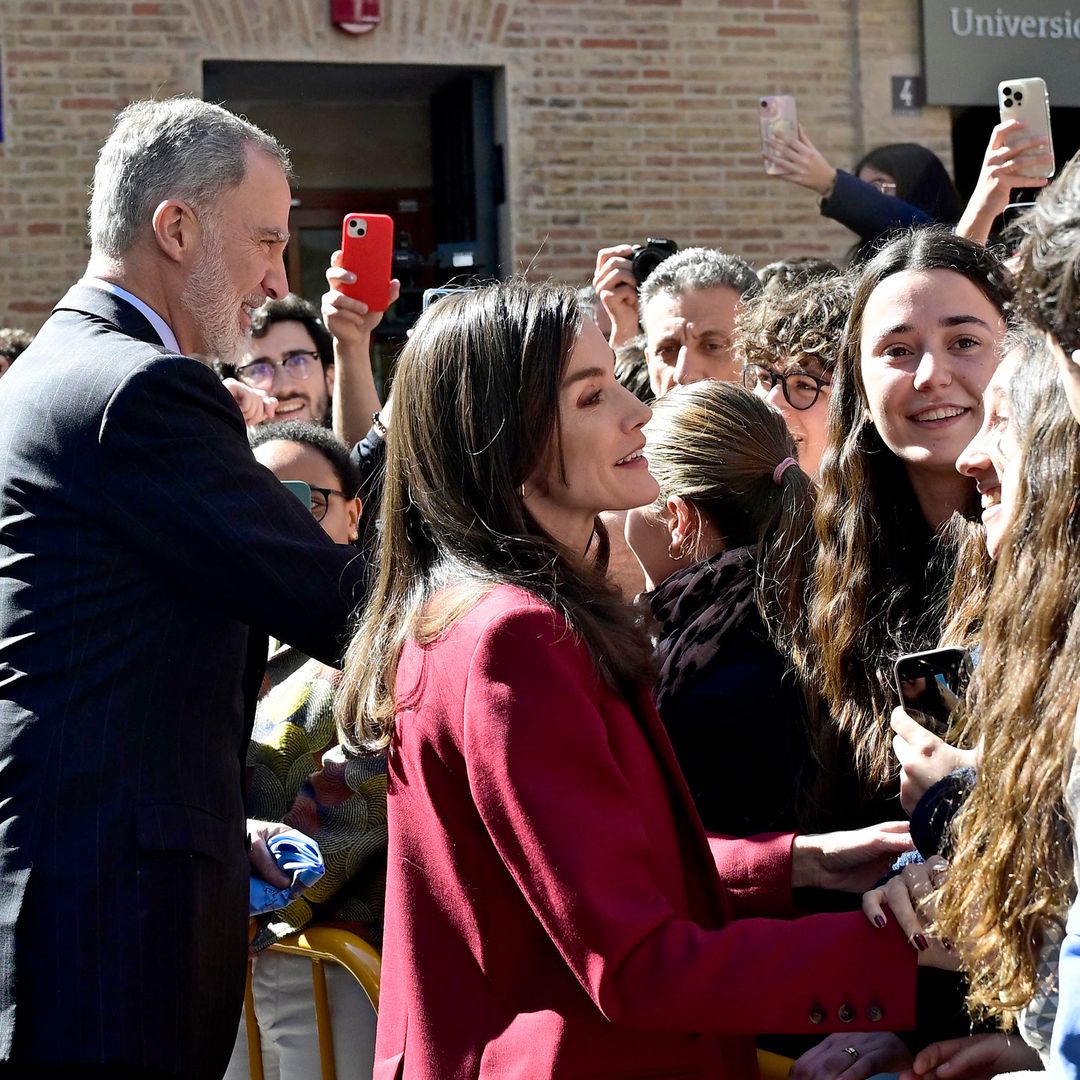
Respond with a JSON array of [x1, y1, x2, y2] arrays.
[[0, 0, 952, 332]]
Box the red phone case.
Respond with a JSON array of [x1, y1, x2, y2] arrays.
[[340, 213, 394, 312]]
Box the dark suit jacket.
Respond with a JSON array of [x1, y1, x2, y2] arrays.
[[0, 284, 366, 1076], [376, 585, 916, 1079]]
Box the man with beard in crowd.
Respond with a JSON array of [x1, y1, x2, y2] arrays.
[[0, 98, 365, 1079]]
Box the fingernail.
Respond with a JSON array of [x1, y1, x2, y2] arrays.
[[874, 915, 887, 928], [914, 933, 929, 951]]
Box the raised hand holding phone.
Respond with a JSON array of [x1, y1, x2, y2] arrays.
[[339, 213, 395, 312]]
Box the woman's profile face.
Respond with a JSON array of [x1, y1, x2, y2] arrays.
[[253, 439, 361, 546], [955, 351, 1021, 560], [859, 268, 1005, 483], [524, 319, 658, 552]]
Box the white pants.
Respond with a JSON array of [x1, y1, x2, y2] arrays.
[[224, 949, 377, 1080]]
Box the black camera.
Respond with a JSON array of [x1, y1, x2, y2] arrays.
[[631, 238, 678, 285]]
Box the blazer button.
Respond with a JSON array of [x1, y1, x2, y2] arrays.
[[838, 1003, 856, 1023], [808, 1005, 826, 1024], [867, 1003, 884, 1022]]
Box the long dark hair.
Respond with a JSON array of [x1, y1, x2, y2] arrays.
[[854, 143, 962, 224], [802, 228, 1012, 797], [939, 335, 1080, 1019], [337, 281, 655, 751]]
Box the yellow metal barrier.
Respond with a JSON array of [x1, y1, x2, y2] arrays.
[[757, 1048, 796, 1079], [245, 927, 382, 1080]]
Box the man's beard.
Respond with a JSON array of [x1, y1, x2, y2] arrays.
[[181, 227, 260, 365]]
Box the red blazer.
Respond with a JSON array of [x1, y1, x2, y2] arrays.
[[375, 586, 916, 1079]]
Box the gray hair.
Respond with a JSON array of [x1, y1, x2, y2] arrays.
[[89, 97, 291, 259], [639, 246, 761, 309]]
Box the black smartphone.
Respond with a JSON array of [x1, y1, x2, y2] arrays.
[[893, 647, 973, 731]]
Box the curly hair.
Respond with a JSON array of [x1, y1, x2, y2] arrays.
[[937, 335, 1080, 1021], [800, 228, 1012, 798], [1011, 151, 1080, 354], [735, 275, 853, 376]]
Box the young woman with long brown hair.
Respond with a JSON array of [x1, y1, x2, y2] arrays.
[[802, 228, 1011, 821], [335, 280, 935, 1079]]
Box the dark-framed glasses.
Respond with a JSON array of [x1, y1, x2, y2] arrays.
[[866, 178, 898, 196], [742, 363, 831, 411], [308, 485, 348, 523], [236, 350, 320, 389]]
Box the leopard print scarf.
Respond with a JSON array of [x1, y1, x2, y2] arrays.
[[647, 546, 757, 713]]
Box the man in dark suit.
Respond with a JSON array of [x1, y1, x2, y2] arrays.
[[0, 98, 367, 1078]]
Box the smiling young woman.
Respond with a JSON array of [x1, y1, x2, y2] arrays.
[[800, 228, 1012, 810]]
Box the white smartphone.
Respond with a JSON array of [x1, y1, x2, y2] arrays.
[[760, 95, 798, 176], [998, 77, 1055, 178]]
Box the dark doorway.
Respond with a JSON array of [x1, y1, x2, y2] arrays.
[[951, 104, 1080, 238], [203, 61, 504, 390]]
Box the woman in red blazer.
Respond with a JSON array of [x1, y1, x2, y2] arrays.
[[338, 281, 937, 1079]]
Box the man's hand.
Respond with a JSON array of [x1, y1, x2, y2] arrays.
[[792, 821, 913, 892], [790, 1032, 913, 1080], [222, 378, 277, 426], [763, 125, 838, 197], [592, 244, 641, 348], [900, 1033, 1041, 1079], [891, 707, 977, 816], [247, 819, 293, 889], [322, 249, 401, 350]]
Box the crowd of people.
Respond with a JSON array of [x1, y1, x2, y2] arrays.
[[0, 92, 1079, 1080]]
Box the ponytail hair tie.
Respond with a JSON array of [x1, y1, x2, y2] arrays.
[[772, 456, 798, 485]]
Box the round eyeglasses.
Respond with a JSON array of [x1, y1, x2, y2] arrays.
[[236, 350, 320, 390], [742, 364, 831, 411], [308, 485, 348, 523]]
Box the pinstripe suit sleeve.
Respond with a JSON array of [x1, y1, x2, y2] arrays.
[[96, 352, 365, 665]]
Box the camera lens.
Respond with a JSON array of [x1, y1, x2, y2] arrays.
[[1014, 91, 1023, 102], [1002, 86, 1012, 96]]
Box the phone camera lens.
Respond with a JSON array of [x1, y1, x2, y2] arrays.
[[1004, 97, 1014, 108], [1014, 91, 1024, 102], [1002, 86, 1012, 95]]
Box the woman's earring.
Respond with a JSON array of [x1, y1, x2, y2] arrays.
[[667, 541, 686, 561]]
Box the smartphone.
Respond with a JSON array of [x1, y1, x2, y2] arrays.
[[998, 78, 1055, 178], [280, 480, 312, 510], [422, 285, 473, 313], [893, 647, 974, 732], [760, 95, 798, 176], [340, 213, 395, 312]]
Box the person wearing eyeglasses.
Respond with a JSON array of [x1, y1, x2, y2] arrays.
[[762, 128, 961, 263], [230, 419, 384, 1080], [735, 274, 852, 479], [227, 294, 336, 426]]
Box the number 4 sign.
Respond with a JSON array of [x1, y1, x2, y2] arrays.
[[891, 75, 925, 115]]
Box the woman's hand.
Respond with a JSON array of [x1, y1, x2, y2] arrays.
[[955, 119, 1053, 245], [790, 1032, 913, 1080], [791, 821, 913, 891], [762, 125, 838, 197], [891, 707, 978, 816], [863, 857, 958, 970], [900, 1032, 1042, 1079]]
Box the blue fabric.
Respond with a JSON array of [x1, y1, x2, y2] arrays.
[[820, 170, 934, 245], [249, 830, 326, 916], [1050, 894, 1080, 1076]]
